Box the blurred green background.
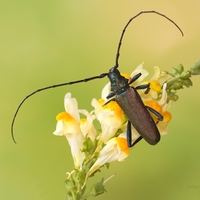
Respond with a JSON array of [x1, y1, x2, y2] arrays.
[[1, 0, 200, 199]]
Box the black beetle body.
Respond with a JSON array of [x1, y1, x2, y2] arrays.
[[107, 67, 161, 147]]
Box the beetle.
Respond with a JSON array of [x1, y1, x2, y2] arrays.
[[106, 68, 164, 146], [11, 10, 183, 145]]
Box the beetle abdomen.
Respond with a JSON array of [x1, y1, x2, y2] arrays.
[[116, 87, 160, 145]]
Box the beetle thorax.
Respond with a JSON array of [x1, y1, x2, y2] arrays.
[[108, 67, 129, 94]]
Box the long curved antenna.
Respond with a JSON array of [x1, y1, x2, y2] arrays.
[[11, 73, 108, 143], [115, 10, 184, 68]]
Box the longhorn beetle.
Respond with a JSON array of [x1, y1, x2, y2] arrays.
[[11, 10, 183, 145]]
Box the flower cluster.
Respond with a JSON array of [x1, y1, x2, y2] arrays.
[[53, 61, 200, 199], [53, 92, 129, 199]]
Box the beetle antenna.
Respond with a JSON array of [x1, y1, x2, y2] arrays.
[[115, 10, 184, 68], [11, 73, 108, 143]]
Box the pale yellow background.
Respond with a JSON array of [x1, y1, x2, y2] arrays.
[[1, 1, 200, 199]]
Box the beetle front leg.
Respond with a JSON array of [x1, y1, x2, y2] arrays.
[[103, 97, 116, 106]]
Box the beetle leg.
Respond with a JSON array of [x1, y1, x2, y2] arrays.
[[129, 74, 151, 94], [135, 83, 150, 94], [106, 92, 115, 99], [146, 106, 163, 121], [103, 97, 116, 106], [127, 120, 143, 147], [129, 73, 142, 84]]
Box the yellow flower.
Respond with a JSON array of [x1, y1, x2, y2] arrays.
[[53, 93, 85, 168], [143, 83, 172, 136], [88, 137, 130, 177], [92, 98, 126, 143], [138, 66, 171, 100]]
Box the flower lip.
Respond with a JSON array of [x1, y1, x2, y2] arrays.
[[56, 112, 75, 122]]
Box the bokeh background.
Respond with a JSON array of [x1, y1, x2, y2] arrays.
[[1, 0, 200, 199]]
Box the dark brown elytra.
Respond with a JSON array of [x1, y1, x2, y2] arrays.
[[11, 10, 183, 144]]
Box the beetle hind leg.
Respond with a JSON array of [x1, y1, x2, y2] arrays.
[[127, 121, 143, 147]]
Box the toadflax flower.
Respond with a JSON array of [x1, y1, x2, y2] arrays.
[[87, 137, 130, 178], [53, 61, 200, 199], [91, 98, 126, 143], [53, 93, 86, 168]]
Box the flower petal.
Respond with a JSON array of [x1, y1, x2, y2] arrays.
[[79, 109, 96, 141], [64, 93, 80, 122]]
